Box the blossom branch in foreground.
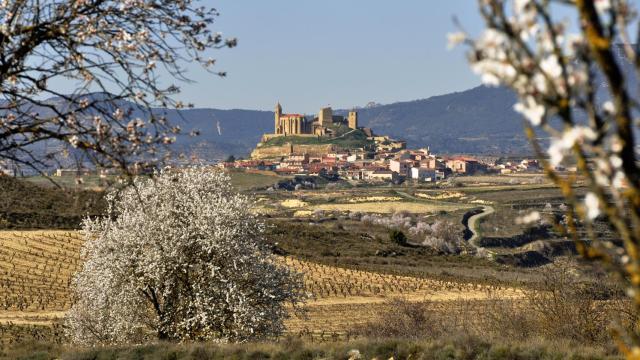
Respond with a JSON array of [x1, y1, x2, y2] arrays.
[[0, 1, 236, 176], [453, 0, 640, 353]]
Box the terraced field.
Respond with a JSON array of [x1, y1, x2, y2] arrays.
[[282, 257, 522, 338], [0, 231, 82, 317], [0, 231, 522, 342]]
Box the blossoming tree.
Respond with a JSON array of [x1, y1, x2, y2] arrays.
[[0, 1, 235, 175], [451, 0, 640, 352], [65, 167, 305, 344]]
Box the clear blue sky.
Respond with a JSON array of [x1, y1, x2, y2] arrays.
[[181, 0, 486, 112]]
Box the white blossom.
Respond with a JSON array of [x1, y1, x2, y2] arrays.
[[514, 96, 545, 125], [584, 192, 601, 220], [610, 155, 623, 169], [547, 126, 597, 166], [594, 0, 612, 13], [540, 55, 563, 78], [603, 100, 616, 114], [515, 211, 541, 225], [547, 139, 565, 167], [65, 168, 304, 345], [69, 135, 80, 148], [612, 171, 627, 189]]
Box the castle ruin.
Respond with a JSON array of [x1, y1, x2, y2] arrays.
[[267, 102, 358, 140]]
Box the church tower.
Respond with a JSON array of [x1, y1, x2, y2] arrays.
[[348, 111, 358, 129], [275, 102, 282, 133]]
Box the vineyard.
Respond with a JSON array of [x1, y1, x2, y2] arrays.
[[0, 231, 82, 317], [0, 231, 523, 344], [282, 257, 522, 339]]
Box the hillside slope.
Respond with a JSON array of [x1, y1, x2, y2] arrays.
[[13, 86, 530, 161], [346, 86, 525, 153], [0, 176, 105, 229], [174, 86, 527, 157]]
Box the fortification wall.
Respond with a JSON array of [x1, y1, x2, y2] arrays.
[[261, 133, 317, 142], [250, 143, 337, 160]]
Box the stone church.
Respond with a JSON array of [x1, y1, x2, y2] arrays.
[[272, 102, 358, 137]]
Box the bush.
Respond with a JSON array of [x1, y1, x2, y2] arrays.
[[354, 299, 443, 340], [389, 229, 408, 246], [422, 220, 464, 254], [481, 264, 629, 347]]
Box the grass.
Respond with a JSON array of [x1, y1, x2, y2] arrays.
[[227, 170, 283, 191], [0, 336, 621, 359], [261, 127, 374, 150]]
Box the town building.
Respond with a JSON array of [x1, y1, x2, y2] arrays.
[[446, 157, 488, 175], [389, 159, 413, 177], [410, 167, 439, 182]]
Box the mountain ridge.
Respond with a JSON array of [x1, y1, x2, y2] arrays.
[[170, 85, 529, 158], [17, 85, 533, 161]]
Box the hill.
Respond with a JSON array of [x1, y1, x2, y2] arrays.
[[9, 45, 640, 163], [177, 86, 529, 157], [10, 86, 531, 163], [0, 176, 105, 229], [340, 86, 525, 153], [174, 44, 639, 157]]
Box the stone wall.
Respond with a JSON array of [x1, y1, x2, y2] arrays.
[[250, 143, 337, 160]]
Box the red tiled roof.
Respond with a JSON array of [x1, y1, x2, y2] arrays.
[[275, 167, 300, 173]]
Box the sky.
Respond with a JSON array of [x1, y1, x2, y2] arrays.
[[179, 0, 488, 113]]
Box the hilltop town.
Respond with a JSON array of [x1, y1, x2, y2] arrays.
[[0, 98, 543, 181], [218, 102, 544, 184]]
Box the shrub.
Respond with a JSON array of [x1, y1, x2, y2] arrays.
[[389, 229, 408, 246], [422, 220, 464, 254], [354, 299, 443, 340]]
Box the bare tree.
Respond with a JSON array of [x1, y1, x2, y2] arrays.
[[0, 0, 235, 175], [451, 0, 640, 352]]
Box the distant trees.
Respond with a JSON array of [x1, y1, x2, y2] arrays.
[[65, 168, 304, 344], [422, 220, 464, 255], [452, 0, 640, 352], [0, 1, 236, 175]]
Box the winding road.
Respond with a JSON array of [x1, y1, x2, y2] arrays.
[[466, 205, 495, 256], [393, 190, 496, 255]]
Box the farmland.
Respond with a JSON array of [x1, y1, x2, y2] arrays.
[[0, 171, 624, 355], [0, 230, 525, 343]]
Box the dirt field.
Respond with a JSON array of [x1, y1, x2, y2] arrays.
[[311, 201, 470, 214]]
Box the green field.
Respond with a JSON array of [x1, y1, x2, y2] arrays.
[[228, 170, 283, 190], [261, 126, 374, 149]]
